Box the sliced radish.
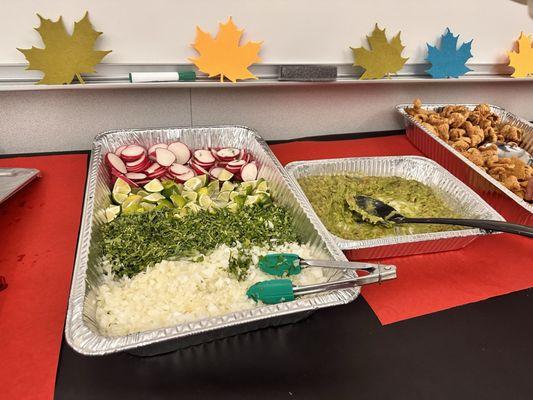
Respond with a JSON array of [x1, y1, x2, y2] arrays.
[[155, 148, 176, 167], [167, 142, 191, 165], [126, 154, 147, 168], [210, 148, 221, 161], [106, 153, 127, 174], [115, 145, 127, 157], [145, 163, 162, 175], [216, 161, 230, 168], [169, 164, 192, 176], [194, 149, 216, 165], [209, 167, 225, 180], [189, 162, 210, 175], [241, 162, 258, 181], [135, 179, 152, 185], [110, 170, 139, 187], [148, 143, 168, 160], [147, 169, 167, 179], [125, 172, 147, 181], [217, 147, 240, 161], [227, 159, 247, 170], [120, 145, 146, 161], [174, 170, 195, 182]]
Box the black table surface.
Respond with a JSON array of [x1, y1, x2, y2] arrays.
[[51, 134, 532, 400], [56, 288, 533, 400]]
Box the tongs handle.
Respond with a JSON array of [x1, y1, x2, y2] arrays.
[[293, 264, 396, 296], [301, 258, 395, 272]]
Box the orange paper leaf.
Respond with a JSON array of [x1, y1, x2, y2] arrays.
[[508, 32, 533, 78], [189, 17, 262, 83]]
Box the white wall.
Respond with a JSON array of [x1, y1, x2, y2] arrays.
[[1, 0, 532, 65], [2, 81, 533, 153]]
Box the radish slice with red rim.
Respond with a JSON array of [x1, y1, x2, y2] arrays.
[[120, 145, 146, 161], [240, 162, 258, 181], [155, 148, 176, 167], [106, 153, 128, 174], [194, 149, 216, 165], [148, 143, 167, 154], [167, 142, 191, 164], [145, 163, 162, 174], [210, 148, 221, 161], [217, 147, 240, 160], [189, 162, 209, 175], [227, 159, 247, 168], [126, 154, 147, 167], [115, 145, 127, 157], [174, 170, 196, 182], [110, 170, 139, 187], [169, 164, 192, 176], [125, 172, 147, 181]]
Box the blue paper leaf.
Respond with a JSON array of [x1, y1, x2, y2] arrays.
[[426, 28, 473, 78]]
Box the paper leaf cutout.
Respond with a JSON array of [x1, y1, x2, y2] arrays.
[[351, 24, 408, 80], [189, 17, 262, 83], [508, 32, 533, 78], [18, 12, 111, 85], [426, 28, 473, 78]]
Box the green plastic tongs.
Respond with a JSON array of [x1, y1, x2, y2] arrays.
[[246, 253, 396, 304]]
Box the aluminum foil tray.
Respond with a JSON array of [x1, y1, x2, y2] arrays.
[[285, 156, 504, 260], [65, 126, 357, 356], [396, 103, 533, 225], [0, 168, 40, 204]]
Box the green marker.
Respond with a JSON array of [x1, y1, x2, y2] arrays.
[[129, 71, 196, 83]]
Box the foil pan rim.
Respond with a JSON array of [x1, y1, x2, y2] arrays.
[[285, 155, 504, 251], [65, 125, 359, 356], [396, 103, 533, 213]]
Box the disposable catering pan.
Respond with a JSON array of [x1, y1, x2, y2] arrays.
[[66, 126, 365, 356], [396, 103, 533, 225], [285, 156, 504, 260]]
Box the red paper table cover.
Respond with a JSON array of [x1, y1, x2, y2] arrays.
[[0, 154, 88, 400]]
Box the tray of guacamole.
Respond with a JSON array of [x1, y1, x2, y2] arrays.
[[297, 175, 460, 240], [285, 156, 504, 259]]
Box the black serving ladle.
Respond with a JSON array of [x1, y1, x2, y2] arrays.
[[350, 195, 533, 238]]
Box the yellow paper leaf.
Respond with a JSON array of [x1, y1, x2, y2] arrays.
[[351, 24, 408, 80], [507, 32, 533, 78], [18, 12, 111, 85], [189, 17, 262, 83]]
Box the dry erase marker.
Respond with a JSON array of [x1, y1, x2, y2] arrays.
[[129, 71, 196, 83]]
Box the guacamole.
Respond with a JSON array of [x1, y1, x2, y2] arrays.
[[298, 175, 461, 240]]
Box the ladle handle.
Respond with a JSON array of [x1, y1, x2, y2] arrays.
[[401, 218, 533, 238]]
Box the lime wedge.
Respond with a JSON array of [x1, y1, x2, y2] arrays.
[[244, 195, 261, 206], [161, 181, 180, 198], [170, 194, 186, 208], [208, 180, 221, 195], [197, 187, 209, 197], [184, 175, 207, 192], [182, 191, 198, 203], [140, 201, 157, 211], [144, 193, 165, 203], [112, 192, 129, 204], [221, 181, 235, 192], [121, 194, 142, 214], [213, 199, 228, 209], [156, 199, 174, 209], [198, 194, 214, 208], [184, 202, 202, 213], [217, 169, 234, 182], [144, 179, 164, 193], [113, 178, 131, 196], [255, 178, 268, 193], [233, 194, 247, 207], [239, 181, 256, 195], [217, 191, 231, 202], [226, 202, 240, 213], [136, 190, 150, 198], [105, 205, 121, 222]]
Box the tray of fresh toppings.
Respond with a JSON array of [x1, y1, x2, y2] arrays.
[[396, 100, 533, 225], [285, 156, 504, 260], [65, 126, 363, 356]]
